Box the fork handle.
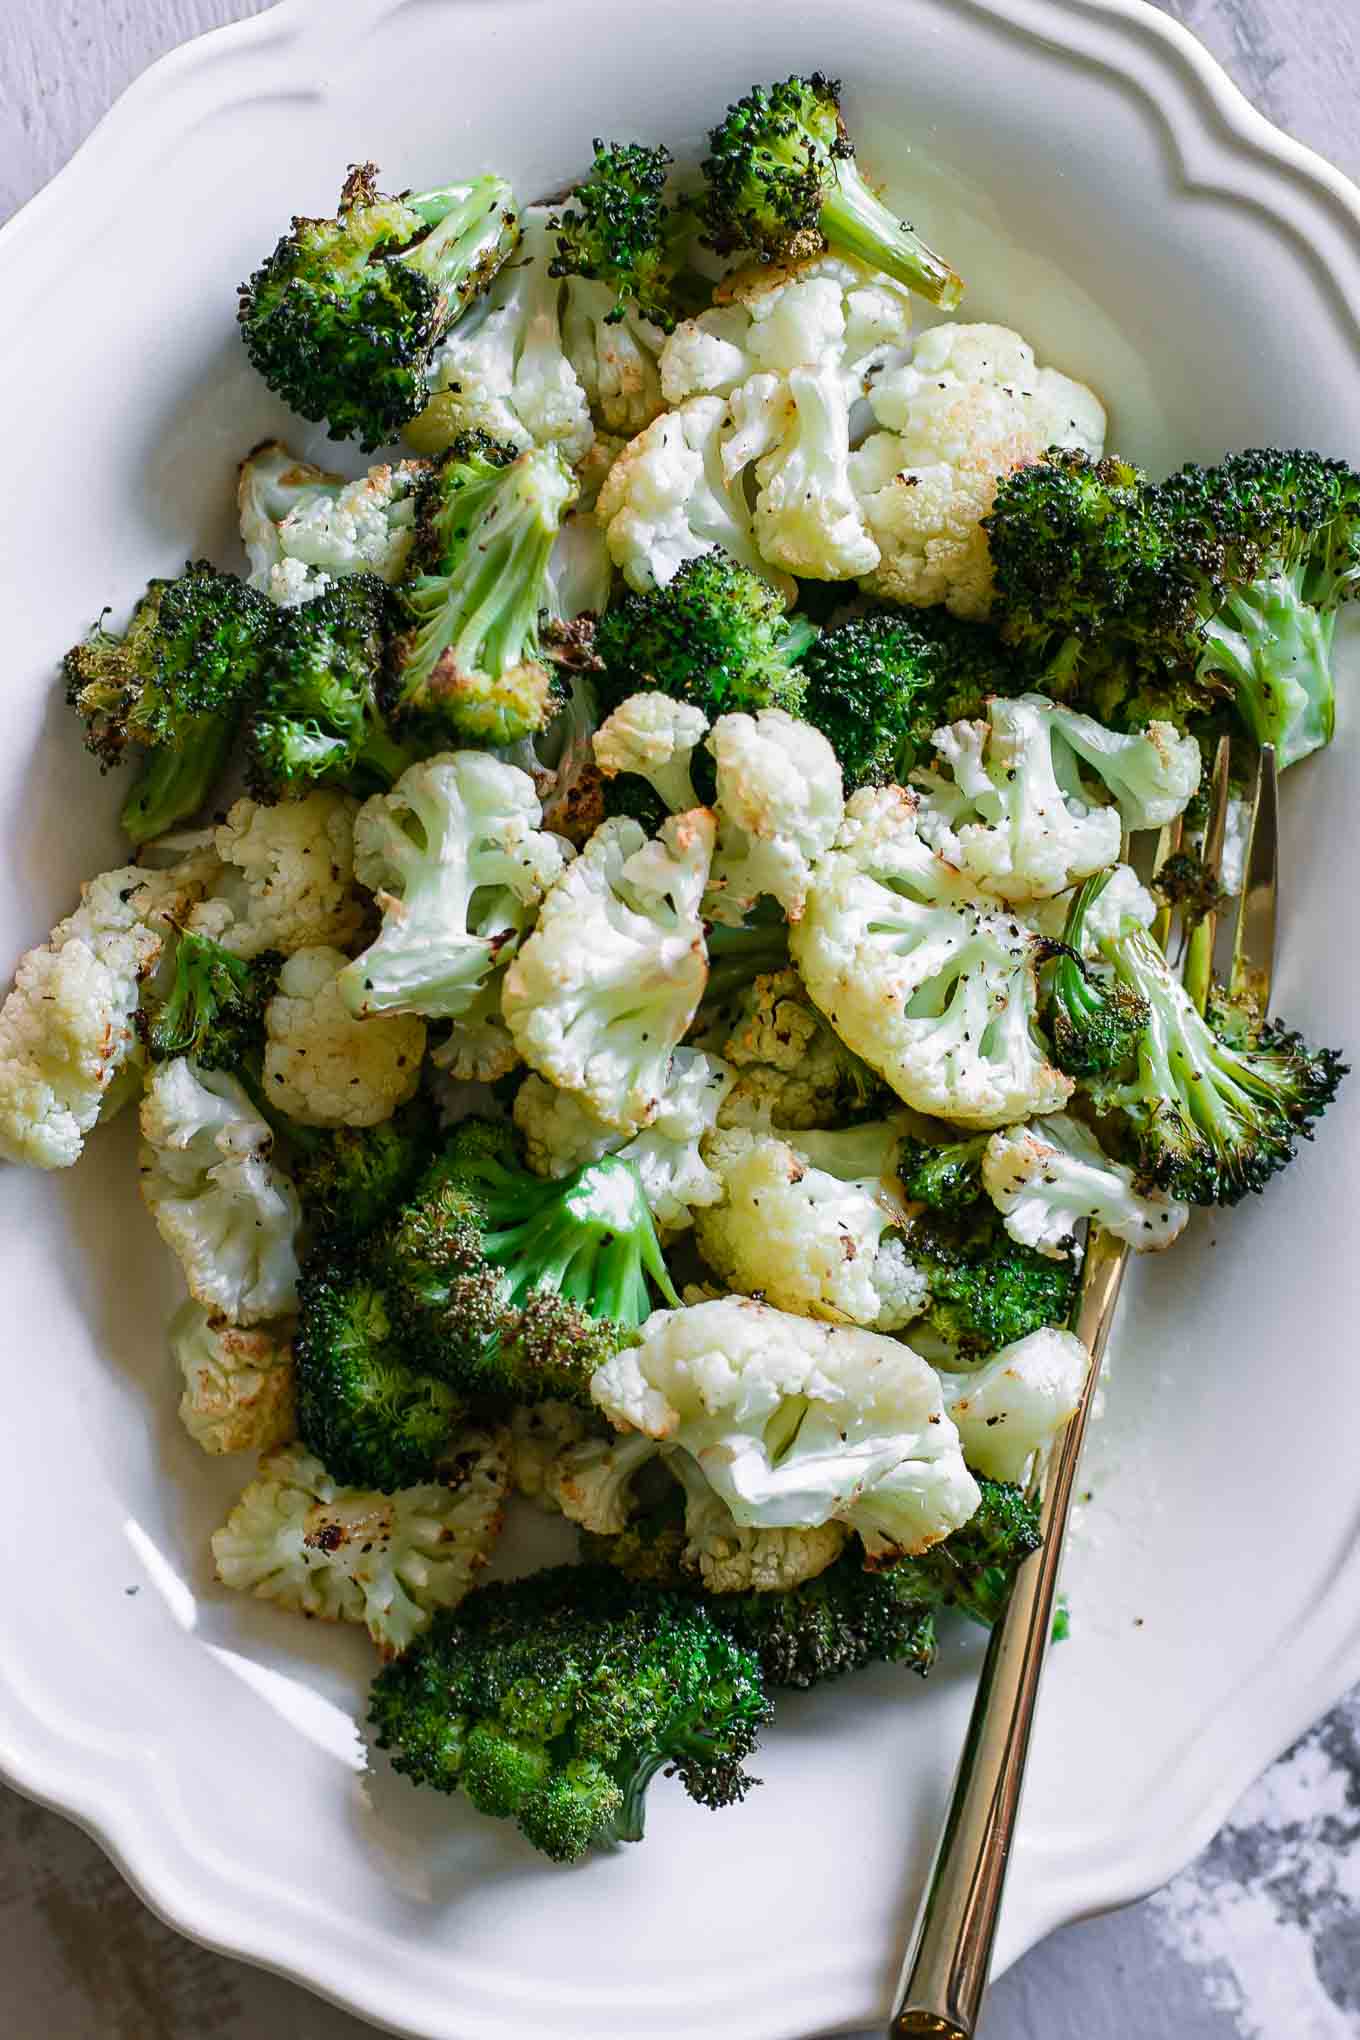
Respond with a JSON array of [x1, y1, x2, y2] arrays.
[[887, 1232, 1129, 2039]]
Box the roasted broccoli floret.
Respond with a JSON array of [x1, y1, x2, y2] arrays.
[[382, 1120, 680, 1404], [143, 932, 282, 1074], [548, 141, 694, 332], [884, 1477, 1042, 1627], [63, 561, 272, 841], [912, 1205, 1078, 1358], [1095, 918, 1346, 1204], [247, 575, 414, 798], [898, 1132, 988, 1216], [594, 549, 817, 720], [699, 73, 963, 307], [287, 1096, 441, 1243], [798, 607, 1013, 790], [986, 447, 1360, 767], [388, 432, 576, 745], [367, 1562, 771, 1861], [1152, 847, 1230, 925], [237, 162, 520, 449], [1044, 872, 1150, 1078], [293, 1249, 467, 1491]]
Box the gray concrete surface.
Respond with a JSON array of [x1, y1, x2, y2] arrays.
[[2, 2, 1358, 2034]]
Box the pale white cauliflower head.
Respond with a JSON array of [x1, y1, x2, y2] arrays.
[[848, 322, 1106, 617], [982, 1113, 1191, 1258], [705, 708, 845, 925], [264, 946, 426, 1127], [789, 786, 1073, 1128], [912, 695, 1123, 904], [938, 1328, 1089, 1484], [211, 1432, 509, 1656], [562, 277, 667, 438], [238, 441, 425, 608], [591, 1296, 981, 1563], [207, 793, 365, 959], [139, 1059, 302, 1324], [666, 1448, 849, 1593], [338, 752, 569, 1022], [503, 810, 714, 1133], [411, 209, 595, 462], [169, 1298, 296, 1455], [0, 865, 168, 1168], [695, 1124, 927, 1332], [714, 965, 879, 1132], [593, 692, 709, 814], [514, 1047, 735, 1231], [595, 395, 794, 599]]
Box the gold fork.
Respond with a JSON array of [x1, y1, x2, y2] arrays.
[[887, 739, 1280, 2040]]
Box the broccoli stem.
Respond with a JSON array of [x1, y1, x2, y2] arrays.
[[483, 1158, 680, 1318], [120, 712, 236, 843], [400, 178, 518, 299], [1196, 568, 1336, 767], [818, 160, 963, 309]]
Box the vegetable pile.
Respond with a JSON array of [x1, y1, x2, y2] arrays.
[[3, 74, 1349, 1866]]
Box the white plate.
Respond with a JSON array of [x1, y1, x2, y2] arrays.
[[2, 2, 1358, 2035]]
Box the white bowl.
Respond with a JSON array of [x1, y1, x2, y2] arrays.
[[2, 3, 1358, 2036]]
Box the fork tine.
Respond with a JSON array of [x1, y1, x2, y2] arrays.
[[1229, 743, 1279, 1013]]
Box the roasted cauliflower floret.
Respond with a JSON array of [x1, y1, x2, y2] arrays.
[[211, 1433, 509, 1655], [593, 692, 708, 813], [705, 708, 844, 925], [595, 395, 793, 598], [503, 811, 714, 1133], [139, 1058, 302, 1323], [982, 1113, 1191, 1258], [237, 440, 425, 608], [169, 1298, 296, 1455], [409, 209, 595, 462], [847, 323, 1106, 617], [789, 786, 1073, 1128], [263, 946, 426, 1127], [513, 1046, 735, 1229], [207, 792, 365, 959], [713, 965, 878, 1131], [666, 1450, 850, 1593], [695, 1124, 927, 1331], [937, 1328, 1088, 1484], [590, 1295, 981, 1564], [338, 752, 569, 1022]]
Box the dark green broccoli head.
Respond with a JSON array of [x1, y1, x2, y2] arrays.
[[1145, 449, 1360, 766], [248, 574, 414, 799], [707, 1550, 937, 1690], [388, 432, 574, 745], [1096, 919, 1347, 1204], [143, 934, 282, 1075], [287, 1096, 441, 1244], [368, 1563, 771, 1861], [882, 1478, 1043, 1627], [914, 1207, 1078, 1358], [1043, 872, 1150, 1080], [897, 1133, 988, 1216], [798, 606, 1012, 789], [984, 450, 1166, 662], [379, 1122, 678, 1406], [237, 163, 519, 450], [66, 564, 274, 844], [65, 561, 273, 840], [700, 74, 962, 306], [293, 1250, 466, 1491], [547, 141, 692, 332], [594, 549, 817, 721], [1152, 847, 1231, 926]]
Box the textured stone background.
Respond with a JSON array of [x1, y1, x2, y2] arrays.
[[2, 2, 1358, 2035]]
